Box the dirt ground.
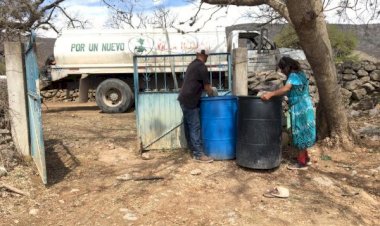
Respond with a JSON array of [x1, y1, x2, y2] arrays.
[[1, 102, 379, 226]]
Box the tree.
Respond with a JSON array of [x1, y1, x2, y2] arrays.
[[274, 24, 358, 62], [103, 0, 179, 89], [201, 0, 379, 148], [0, 0, 88, 42]]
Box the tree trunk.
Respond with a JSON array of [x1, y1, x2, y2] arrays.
[[286, 0, 352, 146]]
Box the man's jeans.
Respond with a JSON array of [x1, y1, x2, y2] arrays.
[[180, 104, 203, 158]]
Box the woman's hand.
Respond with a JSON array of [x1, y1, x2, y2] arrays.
[[261, 92, 273, 101]]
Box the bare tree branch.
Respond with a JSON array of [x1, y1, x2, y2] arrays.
[[202, 0, 291, 22], [0, 0, 87, 40]]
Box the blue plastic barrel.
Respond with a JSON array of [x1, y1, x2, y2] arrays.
[[200, 96, 237, 160]]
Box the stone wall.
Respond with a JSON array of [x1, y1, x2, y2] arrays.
[[337, 61, 380, 111], [42, 89, 96, 102], [247, 60, 380, 114]]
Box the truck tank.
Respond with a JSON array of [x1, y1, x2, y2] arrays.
[[52, 29, 227, 77]]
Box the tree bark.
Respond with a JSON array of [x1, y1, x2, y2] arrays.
[[285, 0, 352, 145]]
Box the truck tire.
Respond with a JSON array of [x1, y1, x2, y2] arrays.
[[96, 79, 134, 113]]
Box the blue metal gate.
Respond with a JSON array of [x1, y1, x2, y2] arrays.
[[133, 53, 232, 151], [25, 33, 47, 184]]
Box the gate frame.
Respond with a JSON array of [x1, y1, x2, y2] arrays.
[[133, 53, 232, 151]]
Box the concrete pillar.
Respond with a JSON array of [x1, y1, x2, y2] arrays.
[[78, 74, 90, 103], [232, 48, 248, 96], [4, 42, 30, 156]]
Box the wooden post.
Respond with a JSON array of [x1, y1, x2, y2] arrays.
[[4, 42, 30, 156], [232, 48, 248, 96]]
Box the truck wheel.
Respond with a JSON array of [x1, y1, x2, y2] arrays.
[[96, 79, 134, 113]]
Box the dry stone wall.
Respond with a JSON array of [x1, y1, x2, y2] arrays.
[[42, 89, 96, 102], [248, 60, 380, 114]]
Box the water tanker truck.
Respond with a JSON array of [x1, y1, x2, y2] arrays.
[[41, 28, 277, 113]]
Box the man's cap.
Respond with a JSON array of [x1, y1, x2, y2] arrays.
[[196, 48, 209, 55]]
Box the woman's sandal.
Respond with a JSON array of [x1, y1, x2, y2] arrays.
[[287, 163, 308, 170], [263, 186, 290, 198]]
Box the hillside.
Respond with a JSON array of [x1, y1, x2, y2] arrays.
[[226, 23, 380, 59]]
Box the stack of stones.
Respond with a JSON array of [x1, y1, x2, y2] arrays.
[[42, 89, 97, 102], [247, 60, 379, 113], [337, 61, 380, 111]]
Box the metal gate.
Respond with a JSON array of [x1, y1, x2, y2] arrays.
[[25, 33, 47, 184], [134, 53, 232, 151]]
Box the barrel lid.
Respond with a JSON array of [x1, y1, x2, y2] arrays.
[[237, 95, 261, 99], [237, 95, 283, 100], [201, 95, 237, 101]]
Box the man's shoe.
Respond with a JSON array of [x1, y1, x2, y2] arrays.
[[193, 155, 213, 163]]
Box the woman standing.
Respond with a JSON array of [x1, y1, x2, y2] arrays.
[[261, 57, 316, 170]]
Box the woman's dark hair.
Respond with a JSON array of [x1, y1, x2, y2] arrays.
[[277, 56, 301, 72]]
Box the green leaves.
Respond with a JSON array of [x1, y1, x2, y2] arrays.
[[274, 24, 358, 62]]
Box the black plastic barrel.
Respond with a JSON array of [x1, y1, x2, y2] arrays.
[[236, 96, 282, 169]]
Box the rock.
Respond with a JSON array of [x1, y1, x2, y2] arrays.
[[190, 169, 202, 175], [360, 76, 371, 83], [0, 166, 7, 177], [342, 61, 352, 69], [313, 176, 334, 187], [369, 169, 378, 175], [364, 63, 376, 72], [350, 110, 360, 117], [265, 71, 286, 81], [344, 80, 362, 91], [351, 170, 358, 176], [343, 68, 355, 74], [342, 74, 357, 81], [352, 62, 362, 71], [351, 89, 367, 100], [141, 152, 154, 160], [362, 83, 376, 93], [108, 143, 115, 150], [116, 173, 133, 181], [59, 200, 65, 204], [369, 81, 380, 89], [358, 125, 380, 136], [357, 69, 369, 77], [120, 208, 138, 221], [70, 188, 80, 193], [370, 70, 380, 81], [340, 88, 352, 98], [369, 108, 379, 117], [29, 208, 39, 215], [0, 129, 10, 134], [352, 98, 375, 111]]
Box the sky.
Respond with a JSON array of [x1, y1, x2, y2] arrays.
[[37, 0, 380, 38], [37, 0, 258, 37]]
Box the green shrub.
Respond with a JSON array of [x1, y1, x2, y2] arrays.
[[274, 24, 358, 62]]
